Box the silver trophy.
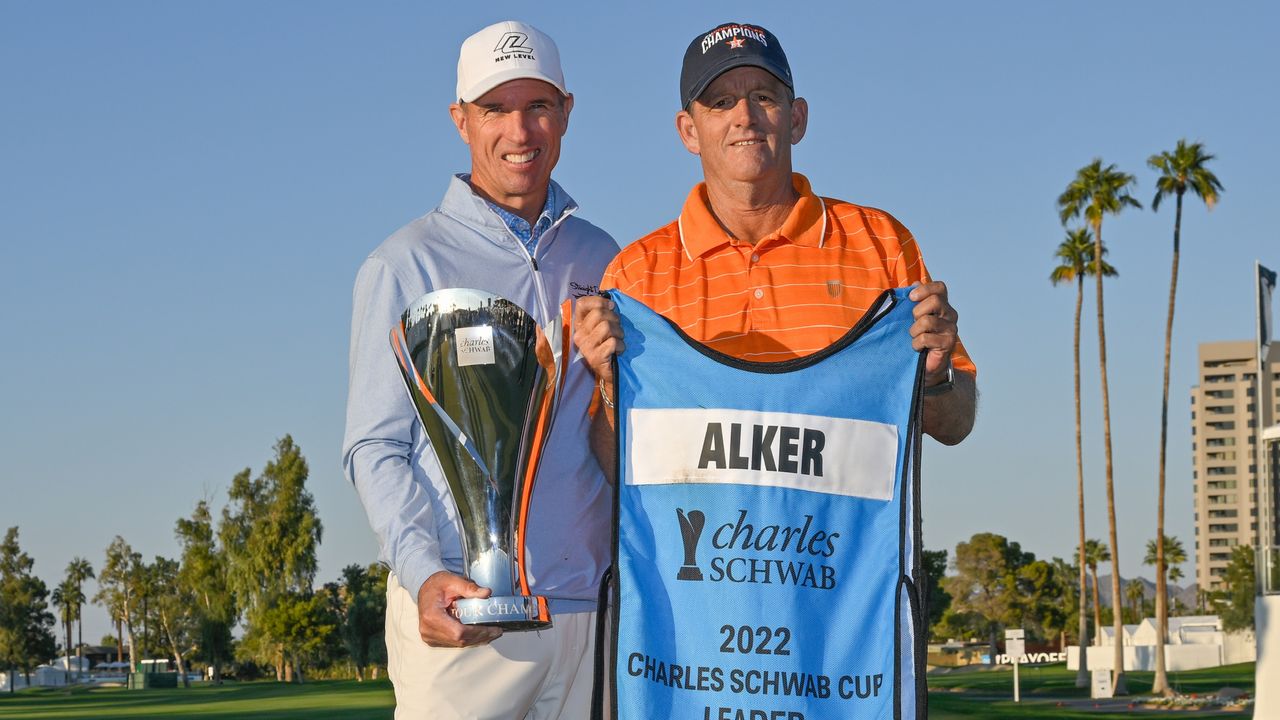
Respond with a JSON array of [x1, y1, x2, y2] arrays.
[[390, 288, 568, 630]]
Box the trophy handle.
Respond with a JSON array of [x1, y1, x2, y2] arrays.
[[512, 301, 571, 597], [556, 299, 572, 399]]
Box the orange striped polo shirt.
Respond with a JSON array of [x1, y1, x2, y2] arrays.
[[602, 173, 976, 373]]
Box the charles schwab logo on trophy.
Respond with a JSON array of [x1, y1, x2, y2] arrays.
[[390, 288, 569, 629]]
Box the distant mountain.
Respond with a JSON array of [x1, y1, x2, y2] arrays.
[[1093, 574, 1200, 611]]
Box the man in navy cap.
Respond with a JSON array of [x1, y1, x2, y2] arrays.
[[572, 23, 976, 719], [576, 21, 976, 460]]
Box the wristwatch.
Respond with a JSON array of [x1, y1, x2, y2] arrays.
[[923, 362, 954, 396]]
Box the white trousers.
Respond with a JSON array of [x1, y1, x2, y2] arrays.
[[386, 572, 598, 720]]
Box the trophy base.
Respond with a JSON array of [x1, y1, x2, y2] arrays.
[[451, 595, 552, 631], [677, 565, 704, 581]]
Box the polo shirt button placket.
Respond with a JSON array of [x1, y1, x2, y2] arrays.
[[741, 245, 761, 330], [746, 246, 764, 303]]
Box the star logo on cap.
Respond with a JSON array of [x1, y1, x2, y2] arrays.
[[728, 37, 745, 49]]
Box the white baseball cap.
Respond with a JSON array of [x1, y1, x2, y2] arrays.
[[455, 21, 567, 103]]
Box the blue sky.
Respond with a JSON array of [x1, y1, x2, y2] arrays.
[[2, 2, 1277, 642]]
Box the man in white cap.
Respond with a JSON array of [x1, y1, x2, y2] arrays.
[[343, 20, 616, 719]]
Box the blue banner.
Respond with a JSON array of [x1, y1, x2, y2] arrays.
[[611, 288, 926, 720]]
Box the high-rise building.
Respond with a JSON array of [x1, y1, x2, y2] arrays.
[[1191, 341, 1280, 592]]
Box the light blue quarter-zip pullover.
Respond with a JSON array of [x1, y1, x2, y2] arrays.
[[343, 175, 617, 612]]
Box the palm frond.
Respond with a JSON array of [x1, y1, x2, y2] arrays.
[[1058, 158, 1140, 227], [1149, 139, 1223, 212]]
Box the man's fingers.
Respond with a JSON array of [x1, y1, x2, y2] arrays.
[[911, 292, 956, 320], [913, 300, 957, 324], [908, 281, 960, 382], [419, 603, 503, 648], [580, 320, 624, 365], [426, 572, 491, 603], [572, 295, 611, 322], [911, 330, 957, 353], [417, 572, 504, 648], [911, 334, 955, 380], [572, 295, 625, 378], [454, 579, 492, 600], [907, 280, 948, 303], [590, 335, 625, 362], [912, 312, 955, 332]]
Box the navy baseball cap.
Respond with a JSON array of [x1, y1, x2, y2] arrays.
[[679, 22, 793, 109]]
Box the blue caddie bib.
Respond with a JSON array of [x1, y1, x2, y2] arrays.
[[608, 287, 928, 720]]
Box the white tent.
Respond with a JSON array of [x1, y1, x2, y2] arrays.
[[1, 666, 75, 691], [1068, 614, 1255, 671], [33, 665, 69, 686], [52, 655, 92, 672], [1097, 623, 1140, 646]]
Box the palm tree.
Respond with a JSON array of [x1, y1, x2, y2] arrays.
[[1144, 534, 1188, 617], [1148, 140, 1223, 696], [1051, 228, 1116, 687], [1059, 159, 1141, 694], [66, 557, 95, 677], [1084, 538, 1110, 646], [51, 581, 75, 682], [1125, 580, 1145, 621]]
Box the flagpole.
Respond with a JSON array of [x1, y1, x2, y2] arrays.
[[1255, 258, 1280, 720], [1257, 260, 1276, 590], [1259, 261, 1268, 559]]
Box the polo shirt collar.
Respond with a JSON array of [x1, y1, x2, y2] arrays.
[[677, 173, 827, 259], [446, 174, 578, 234]]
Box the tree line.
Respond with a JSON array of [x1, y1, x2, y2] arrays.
[[0, 436, 386, 688], [925, 529, 1256, 659]]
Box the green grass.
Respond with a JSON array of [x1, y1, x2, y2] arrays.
[[0, 666, 1257, 718], [928, 661, 1255, 696], [928, 694, 1249, 719], [927, 663, 1255, 718], [0, 679, 395, 719]]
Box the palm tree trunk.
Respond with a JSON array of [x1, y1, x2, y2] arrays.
[[1094, 218, 1128, 694], [115, 617, 123, 663], [76, 604, 84, 681], [1074, 275, 1090, 687], [1153, 191, 1184, 696]]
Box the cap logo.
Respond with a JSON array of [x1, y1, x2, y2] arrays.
[[700, 24, 768, 54], [493, 31, 535, 60]]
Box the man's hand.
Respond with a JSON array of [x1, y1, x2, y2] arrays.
[[573, 295, 625, 385], [908, 281, 959, 386], [907, 280, 976, 444], [416, 571, 502, 647], [573, 295, 625, 483]]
